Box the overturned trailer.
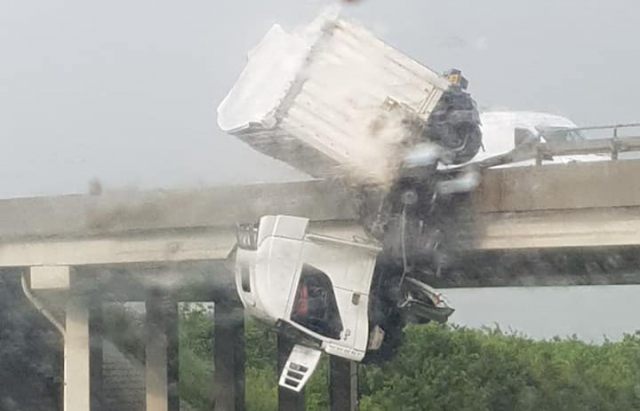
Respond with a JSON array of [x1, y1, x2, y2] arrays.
[[217, 10, 482, 185]]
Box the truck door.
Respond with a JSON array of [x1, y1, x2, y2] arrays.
[[286, 239, 375, 360]]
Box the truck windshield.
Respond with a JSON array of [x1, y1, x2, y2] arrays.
[[540, 128, 587, 143]]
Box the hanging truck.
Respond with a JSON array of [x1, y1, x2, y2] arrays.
[[218, 10, 482, 392]]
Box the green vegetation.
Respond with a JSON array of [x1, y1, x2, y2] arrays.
[[179, 306, 640, 411], [360, 325, 640, 411]]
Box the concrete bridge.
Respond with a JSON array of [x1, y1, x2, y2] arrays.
[[4, 158, 640, 411]]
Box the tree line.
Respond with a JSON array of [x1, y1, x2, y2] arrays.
[[180, 306, 640, 411]]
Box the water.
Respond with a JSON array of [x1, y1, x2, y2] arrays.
[[444, 285, 640, 343]]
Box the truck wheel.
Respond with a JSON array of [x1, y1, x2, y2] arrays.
[[449, 122, 482, 164], [424, 89, 483, 164]]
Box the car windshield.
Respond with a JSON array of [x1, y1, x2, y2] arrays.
[[538, 127, 588, 143]]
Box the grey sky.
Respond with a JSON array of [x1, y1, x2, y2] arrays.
[[446, 285, 640, 342], [1, 0, 638, 198]]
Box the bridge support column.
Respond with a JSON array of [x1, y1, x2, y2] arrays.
[[213, 302, 245, 411], [89, 300, 104, 411], [64, 295, 90, 411], [62, 271, 104, 411], [278, 335, 305, 411], [329, 358, 358, 411], [145, 290, 180, 411]]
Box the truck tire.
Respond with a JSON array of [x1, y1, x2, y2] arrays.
[[425, 88, 483, 164], [448, 121, 483, 164]]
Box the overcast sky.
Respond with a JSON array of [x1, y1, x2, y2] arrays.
[[1, 0, 638, 198]]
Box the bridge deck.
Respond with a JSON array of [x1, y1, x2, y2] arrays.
[[1, 160, 639, 268]]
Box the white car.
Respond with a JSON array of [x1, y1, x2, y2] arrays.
[[475, 111, 606, 167]]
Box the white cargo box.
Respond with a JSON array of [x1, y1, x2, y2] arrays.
[[217, 11, 452, 184]]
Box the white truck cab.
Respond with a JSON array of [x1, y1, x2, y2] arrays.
[[234, 215, 453, 391], [235, 215, 380, 390]]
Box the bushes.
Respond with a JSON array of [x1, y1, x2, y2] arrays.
[[360, 324, 640, 411], [179, 305, 215, 410], [179, 308, 640, 411], [360, 325, 536, 411]]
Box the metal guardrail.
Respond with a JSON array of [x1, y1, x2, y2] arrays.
[[535, 123, 640, 164], [466, 124, 640, 169], [569, 123, 640, 134], [536, 135, 640, 164]]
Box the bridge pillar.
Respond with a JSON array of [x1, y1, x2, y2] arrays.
[[278, 335, 305, 411], [145, 290, 180, 411], [62, 271, 104, 411], [89, 300, 104, 411], [329, 358, 358, 411], [213, 302, 245, 411], [64, 295, 90, 411]]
